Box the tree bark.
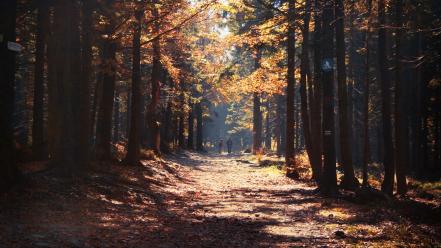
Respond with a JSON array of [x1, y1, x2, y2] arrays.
[[147, 1, 162, 154], [335, 0, 358, 189], [285, 0, 296, 167], [362, 0, 373, 187], [196, 101, 204, 151], [300, 0, 321, 183], [394, 0, 408, 195], [124, 7, 143, 165], [188, 101, 194, 150], [253, 48, 262, 155], [0, 0, 19, 191], [320, 1, 338, 195], [311, 0, 323, 181], [96, 40, 117, 160], [77, 0, 94, 169], [378, 0, 395, 195], [32, 1, 49, 160]]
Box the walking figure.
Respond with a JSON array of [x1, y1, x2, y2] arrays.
[[218, 139, 223, 154], [227, 138, 233, 154]]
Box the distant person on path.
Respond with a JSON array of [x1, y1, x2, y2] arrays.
[[227, 138, 233, 154], [218, 139, 223, 154]]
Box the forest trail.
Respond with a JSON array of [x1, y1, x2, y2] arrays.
[[1, 152, 439, 247]]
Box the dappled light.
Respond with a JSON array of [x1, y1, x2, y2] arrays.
[[1, 0, 441, 247]]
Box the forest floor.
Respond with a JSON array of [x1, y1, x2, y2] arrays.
[[1, 152, 440, 247]]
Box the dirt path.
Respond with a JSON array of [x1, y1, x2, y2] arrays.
[[165, 152, 421, 247], [1, 152, 439, 247]]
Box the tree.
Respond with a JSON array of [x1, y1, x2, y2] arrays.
[[0, 0, 19, 190], [252, 49, 262, 155], [124, 6, 143, 166], [362, 0, 373, 187], [147, 0, 162, 154], [394, 0, 408, 195], [335, 0, 358, 189], [32, 1, 49, 160], [285, 0, 296, 168], [320, 1, 337, 195]]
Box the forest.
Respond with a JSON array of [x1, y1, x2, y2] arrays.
[[1, 0, 440, 247]]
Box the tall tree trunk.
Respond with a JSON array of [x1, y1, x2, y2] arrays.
[[378, 0, 395, 195], [335, 0, 358, 189], [275, 94, 285, 155], [178, 90, 185, 149], [188, 101, 194, 150], [124, 7, 143, 165], [394, 0, 408, 195], [265, 100, 271, 151], [253, 49, 262, 155], [161, 75, 172, 153], [300, 0, 321, 182], [32, 2, 49, 160], [0, 0, 19, 191], [362, 0, 373, 187], [311, 0, 323, 181], [253, 91, 262, 154], [51, 0, 82, 175], [78, 0, 94, 169], [96, 40, 117, 160], [196, 101, 203, 151], [285, 0, 296, 167], [320, 1, 338, 195], [113, 90, 120, 143], [147, 1, 161, 154]]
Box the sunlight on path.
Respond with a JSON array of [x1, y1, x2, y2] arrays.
[[170, 152, 372, 247]]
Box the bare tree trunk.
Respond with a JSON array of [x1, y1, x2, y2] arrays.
[[196, 101, 203, 151], [124, 7, 143, 165], [335, 0, 358, 189], [300, 0, 321, 182], [147, 1, 162, 154], [113, 90, 120, 143], [265, 100, 271, 151], [378, 0, 395, 195], [285, 0, 296, 167], [0, 0, 19, 191], [394, 0, 408, 195], [188, 101, 194, 150], [77, 0, 94, 169], [253, 49, 262, 155], [362, 0, 373, 187], [320, 1, 338, 195], [311, 0, 323, 181], [96, 40, 117, 161], [32, 2, 49, 160]]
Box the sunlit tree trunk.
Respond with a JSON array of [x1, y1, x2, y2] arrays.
[[300, 0, 321, 183], [265, 100, 271, 151]]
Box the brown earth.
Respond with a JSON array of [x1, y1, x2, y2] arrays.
[[0, 152, 440, 247]]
